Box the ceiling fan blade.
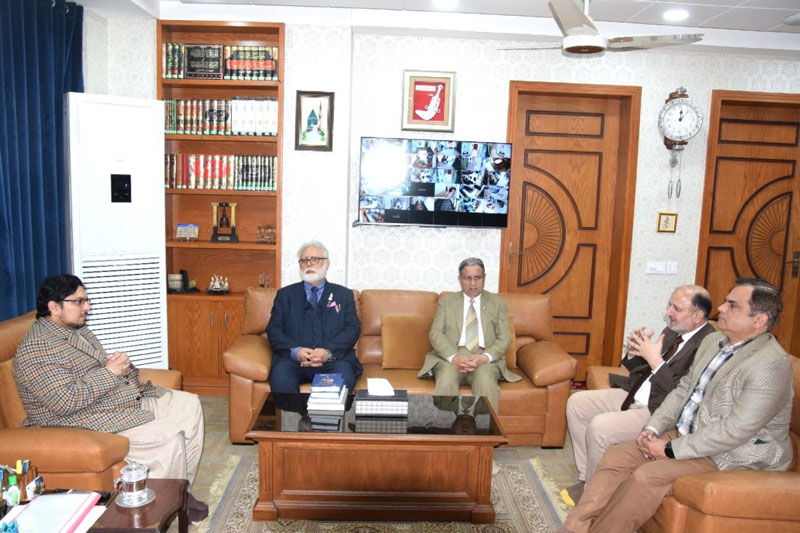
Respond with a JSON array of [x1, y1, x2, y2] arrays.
[[607, 33, 704, 51], [548, 0, 598, 37], [498, 42, 563, 51]]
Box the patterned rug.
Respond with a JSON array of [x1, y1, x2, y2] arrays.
[[202, 455, 570, 533]]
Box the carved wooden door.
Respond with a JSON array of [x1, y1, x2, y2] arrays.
[[696, 90, 800, 355], [501, 82, 641, 377]]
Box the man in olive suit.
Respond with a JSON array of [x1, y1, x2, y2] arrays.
[[418, 257, 520, 409]]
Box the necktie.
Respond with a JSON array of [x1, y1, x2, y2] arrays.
[[465, 299, 479, 352], [620, 334, 683, 411], [309, 286, 319, 308]]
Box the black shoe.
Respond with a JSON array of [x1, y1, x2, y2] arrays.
[[186, 492, 209, 523]]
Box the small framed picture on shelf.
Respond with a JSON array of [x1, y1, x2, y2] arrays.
[[401, 70, 455, 132], [657, 212, 678, 233], [295, 91, 334, 151]]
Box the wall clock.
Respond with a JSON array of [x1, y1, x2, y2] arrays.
[[658, 87, 703, 198]]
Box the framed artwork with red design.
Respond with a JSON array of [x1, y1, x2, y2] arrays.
[[401, 70, 455, 132]]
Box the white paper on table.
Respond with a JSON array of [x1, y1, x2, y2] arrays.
[[366, 377, 395, 396]]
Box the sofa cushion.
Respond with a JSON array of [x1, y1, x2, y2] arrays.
[[381, 315, 434, 369], [0, 359, 27, 429], [242, 287, 278, 335]]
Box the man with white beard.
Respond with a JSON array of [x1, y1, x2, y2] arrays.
[[266, 240, 362, 392]]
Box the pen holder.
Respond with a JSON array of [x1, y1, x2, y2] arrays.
[[17, 466, 38, 502]]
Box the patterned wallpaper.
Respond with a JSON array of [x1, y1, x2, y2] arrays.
[[82, 13, 800, 357]]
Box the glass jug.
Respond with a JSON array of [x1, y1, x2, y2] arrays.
[[113, 461, 155, 508]]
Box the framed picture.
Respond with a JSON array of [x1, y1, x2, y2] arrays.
[[295, 91, 334, 151], [401, 70, 455, 132], [657, 212, 678, 233]]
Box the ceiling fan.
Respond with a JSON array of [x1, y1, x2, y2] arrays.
[[504, 0, 703, 55]]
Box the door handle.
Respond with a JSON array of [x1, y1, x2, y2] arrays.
[[210, 312, 214, 328], [508, 241, 523, 270], [224, 313, 229, 329], [788, 251, 800, 278]]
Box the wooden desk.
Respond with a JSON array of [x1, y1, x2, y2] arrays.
[[89, 479, 188, 533]]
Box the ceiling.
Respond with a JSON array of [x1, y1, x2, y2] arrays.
[[170, 0, 800, 34]]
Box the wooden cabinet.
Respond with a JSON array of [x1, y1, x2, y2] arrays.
[[167, 295, 243, 395], [158, 21, 283, 394]]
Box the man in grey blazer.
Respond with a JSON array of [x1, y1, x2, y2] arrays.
[[417, 257, 520, 410], [558, 278, 793, 533], [562, 285, 714, 505]]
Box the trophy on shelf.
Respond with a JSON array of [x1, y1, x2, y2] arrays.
[[211, 202, 238, 243]]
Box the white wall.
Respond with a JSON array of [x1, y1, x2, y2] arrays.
[[82, 7, 800, 360]]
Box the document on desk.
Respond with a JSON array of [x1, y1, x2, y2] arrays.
[[1, 491, 103, 533]]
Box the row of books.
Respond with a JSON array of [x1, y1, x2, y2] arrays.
[[162, 42, 280, 81], [164, 154, 277, 191], [164, 98, 279, 136]]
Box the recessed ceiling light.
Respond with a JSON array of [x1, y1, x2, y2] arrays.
[[663, 9, 689, 23], [432, 0, 459, 10]]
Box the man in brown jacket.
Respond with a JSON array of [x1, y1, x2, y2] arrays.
[[13, 274, 208, 521]]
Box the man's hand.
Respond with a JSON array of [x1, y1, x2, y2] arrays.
[[452, 354, 489, 373], [636, 429, 669, 460], [627, 329, 664, 369], [298, 347, 329, 367], [105, 351, 131, 376]]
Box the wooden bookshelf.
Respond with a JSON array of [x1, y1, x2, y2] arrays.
[[158, 20, 284, 395]]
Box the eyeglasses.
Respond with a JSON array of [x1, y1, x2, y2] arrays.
[[298, 257, 327, 267], [461, 275, 484, 282], [62, 298, 91, 306]]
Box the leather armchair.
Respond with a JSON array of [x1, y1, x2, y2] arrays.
[[0, 311, 182, 491], [586, 355, 800, 533]]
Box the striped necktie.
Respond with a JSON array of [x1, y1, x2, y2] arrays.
[[465, 299, 479, 352]]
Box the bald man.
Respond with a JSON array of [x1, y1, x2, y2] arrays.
[[561, 285, 715, 506]]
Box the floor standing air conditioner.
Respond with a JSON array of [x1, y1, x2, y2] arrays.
[[64, 92, 167, 368]]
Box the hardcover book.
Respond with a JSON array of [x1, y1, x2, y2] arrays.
[[311, 373, 343, 393]]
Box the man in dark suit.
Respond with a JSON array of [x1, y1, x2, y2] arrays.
[[561, 285, 714, 506], [417, 257, 520, 409], [267, 240, 361, 393]]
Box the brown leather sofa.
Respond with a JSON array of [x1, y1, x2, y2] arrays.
[[0, 311, 182, 491], [223, 287, 577, 447], [586, 357, 800, 533]]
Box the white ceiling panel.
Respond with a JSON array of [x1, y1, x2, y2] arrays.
[[707, 8, 800, 31]]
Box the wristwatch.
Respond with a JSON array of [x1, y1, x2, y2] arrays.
[[664, 440, 675, 459], [326, 349, 335, 362]]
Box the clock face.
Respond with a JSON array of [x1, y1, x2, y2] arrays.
[[658, 98, 703, 142]]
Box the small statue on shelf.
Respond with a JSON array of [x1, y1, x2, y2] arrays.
[[208, 274, 230, 293]]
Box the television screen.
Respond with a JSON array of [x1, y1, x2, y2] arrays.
[[356, 137, 512, 228]]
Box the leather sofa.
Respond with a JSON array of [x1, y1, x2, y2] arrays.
[[0, 311, 182, 491], [223, 287, 577, 446], [585, 356, 800, 533]]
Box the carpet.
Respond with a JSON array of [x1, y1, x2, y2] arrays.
[[203, 455, 570, 533]]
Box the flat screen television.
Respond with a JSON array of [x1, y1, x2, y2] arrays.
[[356, 137, 512, 228]]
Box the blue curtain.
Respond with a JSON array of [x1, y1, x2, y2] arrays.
[[0, 0, 83, 321]]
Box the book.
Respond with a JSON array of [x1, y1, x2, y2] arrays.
[[310, 414, 343, 432], [310, 384, 347, 403], [354, 389, 409, 417], [311, 373, 343, 393], [3, 491, 101, 532]]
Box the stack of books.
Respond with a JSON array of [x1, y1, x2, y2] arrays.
[[354, 389, 409, 417], [307, 373, 347, 414], [309, 414, 343, 432]]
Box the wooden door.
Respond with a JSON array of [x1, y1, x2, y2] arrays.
[[696, 90, 800, 355], [501, 82, 641, 378], [167, 297, 223, 394]]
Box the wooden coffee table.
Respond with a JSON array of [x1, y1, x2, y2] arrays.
[[88, 478, 188, 533], [246, 394, 507, 523]]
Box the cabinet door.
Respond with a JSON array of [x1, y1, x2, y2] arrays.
[[167, 299, 222, 387], [218, 300, 243, 373]]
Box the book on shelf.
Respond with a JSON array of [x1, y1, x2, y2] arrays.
[[310, 373, 343, 393], [164, 153, 277, 191], [163, 42, 280, 81], [354, 389, 409, 417], [354, 416, 408, 434], [163, 98, 277, 137]]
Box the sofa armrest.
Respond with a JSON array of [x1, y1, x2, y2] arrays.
[[0, 427, 129, 473], [139, 368, 182, 390], [673, 470, 800, 521], [222, 334, 272, 382], [586, 365, 629, 390], [516, 340, 576, 387]]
